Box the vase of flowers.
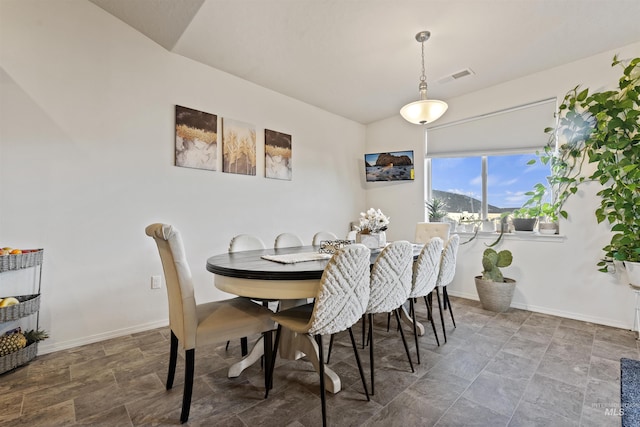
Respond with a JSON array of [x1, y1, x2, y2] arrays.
[[355, 208, 389, 249]]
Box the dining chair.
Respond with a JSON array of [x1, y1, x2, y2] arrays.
[[364, 240, 415, 394], [229, 234, 267, 252], [228, 234, 275, 353], [145, 223, 275, 424], [409, 237, 444, 364], [274, 232, 304, 248], [312, 231, 338, 246], [266, 244, 371, 427], [414, 222, 450, 243], [434, 234, 460, 343]]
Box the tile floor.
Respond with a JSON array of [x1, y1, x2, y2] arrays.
[[0, 296, 635, 426]]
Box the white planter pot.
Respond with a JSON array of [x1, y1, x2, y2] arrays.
[[357, 232, 386, 249], [625, 261, 640, 287], [457, 223, 475, 233], [538, 222, 558, 235], [474, 276, 516, 312], [481, 220, 496, 232]]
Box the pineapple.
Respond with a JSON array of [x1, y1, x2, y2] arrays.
[[24, 329, 49, 345], [0, 328, 48, 357], [0, 329, 27, 356]]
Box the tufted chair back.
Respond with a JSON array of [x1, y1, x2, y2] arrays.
[[306, 244, 371, 336], [367, 241, 413, 314], [436, 234, 460, 288], [145, 223, 198, 350], [410, 237, 444, 298]]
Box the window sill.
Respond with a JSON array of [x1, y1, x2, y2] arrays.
[[454, 231, 566, 243]]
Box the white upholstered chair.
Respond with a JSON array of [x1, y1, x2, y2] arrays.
[[229, 234, 266, 252], [312, 231, 338, 246], [365, 240, 415, 394], [346, 230, 357, 241], [266, 244, 371, 427], [145, 224, 275, 424], [435, 234, 460, 343], [274, 232, 304, 248], [228, 234, 277, 349], [409, 237, 444, 363], [414, 222, 450, 243]]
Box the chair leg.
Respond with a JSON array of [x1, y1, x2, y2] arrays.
[[361, 315, 366, 349], [263, 330, 273, 392], [326, 334, 334, 364], [167, 331, 178, 390], [315, 334, 328, 427], [444, 287, 456, 328], [410, 299, 420, 364], [347, 327, 370, 401], [180, 348, 195, 424], [265, 325, 282, 398], [436, 287, 447, 343], [423, 295, 440, 346], [241, 337, 248, 356], [368, 313, 375, 395], [394, 309, 414, 373], [386, 312, 391, 332]]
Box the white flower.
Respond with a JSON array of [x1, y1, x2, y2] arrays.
[[355, 208, 390, 233]]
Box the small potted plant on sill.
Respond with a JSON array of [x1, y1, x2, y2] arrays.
[[475, 248, 516, 312], [511, 208, 537, 232], [519, 181, 561, 235], [537, 202, 559, 235], [456, 211, 480, 233], [426, 197, 448, 222]]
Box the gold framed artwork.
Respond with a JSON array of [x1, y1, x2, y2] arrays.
[[222, 118, 256, 175], [175, 105, 217, 171], [265, 129, 292, 180]]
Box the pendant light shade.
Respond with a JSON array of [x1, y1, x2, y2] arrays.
[[400, 31, 448, 125]]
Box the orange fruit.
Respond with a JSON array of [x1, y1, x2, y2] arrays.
[[9, 249, 22, 255]]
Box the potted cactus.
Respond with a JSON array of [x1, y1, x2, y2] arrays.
[[474, 248, 516, 312]]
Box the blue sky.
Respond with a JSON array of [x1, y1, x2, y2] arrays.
[[431, 153, 550, 209]]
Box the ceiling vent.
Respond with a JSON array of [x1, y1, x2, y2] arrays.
[[437, 68, 475, 84]]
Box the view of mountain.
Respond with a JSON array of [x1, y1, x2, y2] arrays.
[[431, 189, 516, 214]]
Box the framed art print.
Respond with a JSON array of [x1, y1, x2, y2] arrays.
[[175, 105, 217, 171], [222, 118, 256, 175], [265, 129, 292, 180]]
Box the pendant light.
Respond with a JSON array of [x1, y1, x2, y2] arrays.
[[400, 31, 448, 125]]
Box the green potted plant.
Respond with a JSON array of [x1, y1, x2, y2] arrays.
[[528, 56, 639, 281], [425, 197, 448, 222], [511, 208, 538, 232], [474, 248, 516, 312], [586, 58, 640, 283], [457, 211, 480, 233], [519, 182, 559, 234]]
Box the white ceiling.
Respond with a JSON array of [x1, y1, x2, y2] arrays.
[[89, 0, 640, 124]]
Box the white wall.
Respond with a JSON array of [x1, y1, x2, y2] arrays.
[[366, 41, 640, 329], [365, 116, 426, 241], [0, 0, 366, 353]]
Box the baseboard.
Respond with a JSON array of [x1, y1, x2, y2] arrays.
[[37, 319, 169, 355], [36, 291, 633, 355], [447, 289, 631, 331]]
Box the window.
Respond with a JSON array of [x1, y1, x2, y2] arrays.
[[427, 153, 551, 222], [424, 98, 557, 223]]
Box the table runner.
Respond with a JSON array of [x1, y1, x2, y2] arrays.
[[261, 252, 332, 264]]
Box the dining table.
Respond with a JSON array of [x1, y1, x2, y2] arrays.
[[206, 243, 425, 394]]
